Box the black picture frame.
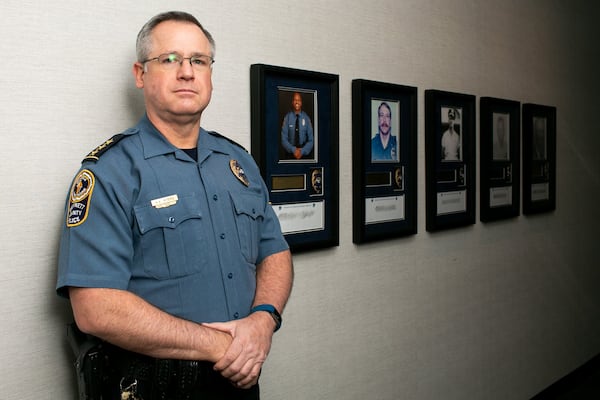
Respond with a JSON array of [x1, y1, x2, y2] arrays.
[[522, 103, 556, 214], [480, 97, 521, 222], [351, 79, 417, 243], [425, 90, 476, 232], [250, 64, 339, 252]]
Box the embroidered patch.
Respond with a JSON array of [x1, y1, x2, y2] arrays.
[[66, 169, 95, 227], [230, 159, 249, 187]]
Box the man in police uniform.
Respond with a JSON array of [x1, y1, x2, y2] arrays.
[[441, 107, 461, 161], [56, 11, 293, 399], [371, 101, 397, 161], [280, 91, 314, 160]]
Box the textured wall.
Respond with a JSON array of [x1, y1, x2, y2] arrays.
[[1, 1, 599, 399]]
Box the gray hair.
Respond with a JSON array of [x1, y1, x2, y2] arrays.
[[136, 11, 216, 62]]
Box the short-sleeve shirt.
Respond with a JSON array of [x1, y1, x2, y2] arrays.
[[280, 111, 314, 157], [56, 115, 289, 323], [371, 133, 398, 161]]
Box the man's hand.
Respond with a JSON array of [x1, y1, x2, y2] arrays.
[[202, 311, 275, 389], [294, 147, 302, 159]]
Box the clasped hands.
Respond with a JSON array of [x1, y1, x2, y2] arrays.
[[293, 147, 302, 159], [203, 312, 275, 389]]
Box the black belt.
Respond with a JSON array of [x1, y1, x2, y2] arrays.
[[105, 345, 219, 399], [101, 344, 260, 400]]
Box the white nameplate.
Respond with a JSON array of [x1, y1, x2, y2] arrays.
[[151, 194, 179, 209], [274, 201, 325, 234], [365, 195, 405, 225], [531, 183, 550, 202], [437, 190, 467, 216], [490, 186, 512, 208]]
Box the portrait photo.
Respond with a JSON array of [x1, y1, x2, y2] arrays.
[[370, 99, 400, 163], [532, 116, 547, 160], [440, 106, 462, 162], [492, 112, 510, 161], [278, 88, 317, 162]]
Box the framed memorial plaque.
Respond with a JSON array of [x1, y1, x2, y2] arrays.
[[250, 64, 339, 252], [480, 97, 521, 222], [351, 79, 417, 243], [425, 90, 476, 232], [522, 103, 556, 214]]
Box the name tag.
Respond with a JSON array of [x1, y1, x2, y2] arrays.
[[151, 194, 178, 209]]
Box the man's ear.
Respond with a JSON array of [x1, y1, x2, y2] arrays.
[[133, 62, 145, 89]]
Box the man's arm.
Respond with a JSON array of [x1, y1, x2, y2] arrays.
[[252, 248, 294, 314], [204, 249, 293, 388], [301, 114, 314, 156], [280, 114, 295, 154], [69, 287, 231, 362]]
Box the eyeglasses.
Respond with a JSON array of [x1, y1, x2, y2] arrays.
[[142, 52, 214, 71]]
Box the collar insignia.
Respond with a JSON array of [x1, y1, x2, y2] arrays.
[[83, 134, 124, 162], [230, 159, 249, 187]]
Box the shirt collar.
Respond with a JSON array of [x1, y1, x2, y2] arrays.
[[136, 114, 230, 161]]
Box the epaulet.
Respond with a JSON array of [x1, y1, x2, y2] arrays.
[[207, 131, 248, 153], [82, 134, 126, 162]]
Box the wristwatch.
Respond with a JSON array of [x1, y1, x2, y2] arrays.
[[250, 304, 282, 332]]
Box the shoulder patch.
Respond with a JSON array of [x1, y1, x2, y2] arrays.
[[66, 169, 95, 227], [83, 134, 125, 162], [207, 131, 248, 153]]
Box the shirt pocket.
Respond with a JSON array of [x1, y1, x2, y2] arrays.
[[230, 191, 265, 264], [134, 194, 205, 280]]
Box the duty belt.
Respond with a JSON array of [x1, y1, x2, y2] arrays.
[[106, 345, 216, 400]]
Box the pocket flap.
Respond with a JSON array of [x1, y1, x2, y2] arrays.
[[230, 192, 265, 220], [134, 194, 203, 234]]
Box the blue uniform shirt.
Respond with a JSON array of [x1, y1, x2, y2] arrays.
[[280, 111, 314, 157], [56, 115, 289, 323], [371, 133, 398, 161]]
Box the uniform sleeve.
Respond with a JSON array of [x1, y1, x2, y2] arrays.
[[280, 113, 295, 154], [243, 154, 289, 264], [56, 164, 134, 298]]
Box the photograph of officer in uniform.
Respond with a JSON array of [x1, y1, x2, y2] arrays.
[[279, 89, 316, 161], [371, 99, 399, 162], [493, 113, 510, 161], [532, 116, 547, 160], [440, 107, 462, 162]]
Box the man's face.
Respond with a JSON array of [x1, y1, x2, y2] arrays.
[[292, 93, 303, 113], [378, 105, 391, 136], [447, 109, 456, 129], [133, 20, 213, 124]]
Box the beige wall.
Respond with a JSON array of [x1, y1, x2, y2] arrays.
[[1, 0, 599, 399]]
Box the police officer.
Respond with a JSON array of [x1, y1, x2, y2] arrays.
[[371, 102, 397, 161], [56, 11, 293, 399], [280, 92, 314, 160]]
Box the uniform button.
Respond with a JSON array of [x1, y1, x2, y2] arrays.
[[252, 208, 256, 214], [234, 312, 239, 319], [228, 273, 233, 279], [213, 194, 218, 201], [168, 217, 175, 223], [220, 233, 226, 239]]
